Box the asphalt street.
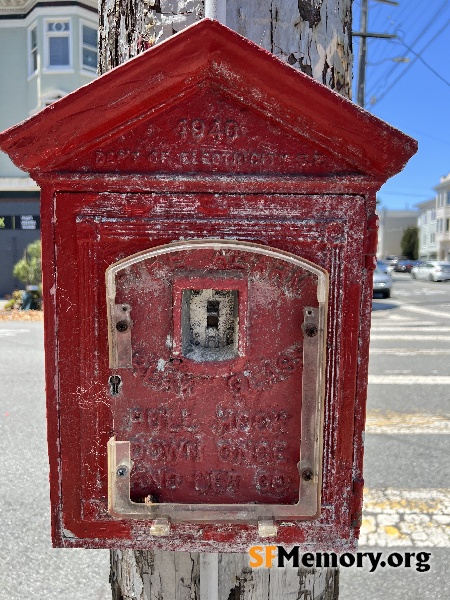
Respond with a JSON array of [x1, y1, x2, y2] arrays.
[[340, 272, 450, 599], [1, 271, 449, 599], [0, 319, 110, 600]]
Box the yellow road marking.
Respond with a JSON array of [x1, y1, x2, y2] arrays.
[[365, 411, 450, 434], [360, 488, 450, 547]]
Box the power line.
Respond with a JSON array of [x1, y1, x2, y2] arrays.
[[369, 18, 450, 106], [406, 128, 450, 147], [365, 0, 450, 105], [396, 30, 450, 88]]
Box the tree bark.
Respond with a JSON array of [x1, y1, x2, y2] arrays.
[[99, 1, 351, 597], [99, 0, 352, 99]]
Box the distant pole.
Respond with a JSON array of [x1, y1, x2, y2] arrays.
[[353, 0, 398, 107], [356, 0, 368, 107]]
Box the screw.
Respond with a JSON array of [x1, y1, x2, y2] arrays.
[[116, 465, 128, 478], [302, 468, 313, 482], [116, 320, 128, 332], [304, 323, 318, 337]]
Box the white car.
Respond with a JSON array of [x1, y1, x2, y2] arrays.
[[411, 261, 450, 282], [373, 267, 392, 298]]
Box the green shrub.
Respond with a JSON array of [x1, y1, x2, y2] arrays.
[[4, 290, 25, 310], [13, 239, 42, 286]]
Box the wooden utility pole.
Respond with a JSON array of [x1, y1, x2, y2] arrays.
[[98, 2, 352, 598], [353, 0, 398, 106], [99, 0, 353, 98], [356, 0, 369, 108]]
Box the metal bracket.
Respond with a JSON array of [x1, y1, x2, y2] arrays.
[[108, 304, 132, 368], [299, 306, 326, 505], [258, 519, 278, 538], [108, 437, 171, 535], [105, 240, 328, 525]]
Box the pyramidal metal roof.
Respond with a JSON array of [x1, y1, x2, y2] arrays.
[[0, 18, 417, 180]]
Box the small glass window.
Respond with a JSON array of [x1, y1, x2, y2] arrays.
[[49, 37, 70, 66], [82, 24, 98, 72], [29, 25, 38, 75], [46, 20, 71, 69]]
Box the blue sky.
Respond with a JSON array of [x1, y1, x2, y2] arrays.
[[352, 0, 450, 210]]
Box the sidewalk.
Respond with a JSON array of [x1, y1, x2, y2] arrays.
[[0, 299, 43, 321]]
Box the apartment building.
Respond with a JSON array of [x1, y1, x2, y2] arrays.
[[0, 0, 98, 296]]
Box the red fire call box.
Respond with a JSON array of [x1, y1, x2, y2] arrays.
[[0, 19, 416, 552]]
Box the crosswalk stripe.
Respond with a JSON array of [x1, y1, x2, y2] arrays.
[[371, 327, 450, 332], [0, 328, 31, 337], [400, 304, 450, 320], [370, 348, 450, 355], [372, 314, 431, 322], [368, 375, 450, 384], [370, 335, 450, 341], [365, 301, 450, 549]]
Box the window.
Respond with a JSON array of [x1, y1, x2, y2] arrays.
[[431, 209, 436, 221], [447, 192, 450, 205], [46, 20, 71, 69], [81, 23, 98, 72], [423, 213, 427, 225], [446, 219, 450, 233], [430, 233, 436, 244], [29, 25, 38, 75]]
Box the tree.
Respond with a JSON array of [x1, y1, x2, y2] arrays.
[[401, 226, 419, 260], [13, 239, 42, 286], [99, 2, 352, 597]]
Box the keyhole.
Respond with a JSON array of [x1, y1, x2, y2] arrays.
[[109, 375, 122, 396]]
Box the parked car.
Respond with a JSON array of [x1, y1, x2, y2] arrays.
[[376, 260, 390, 274], [373, 267, 392, 298], [411, 261, 450, 282], [394, 259, 417, 273], [384, 255, 398, 267]]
